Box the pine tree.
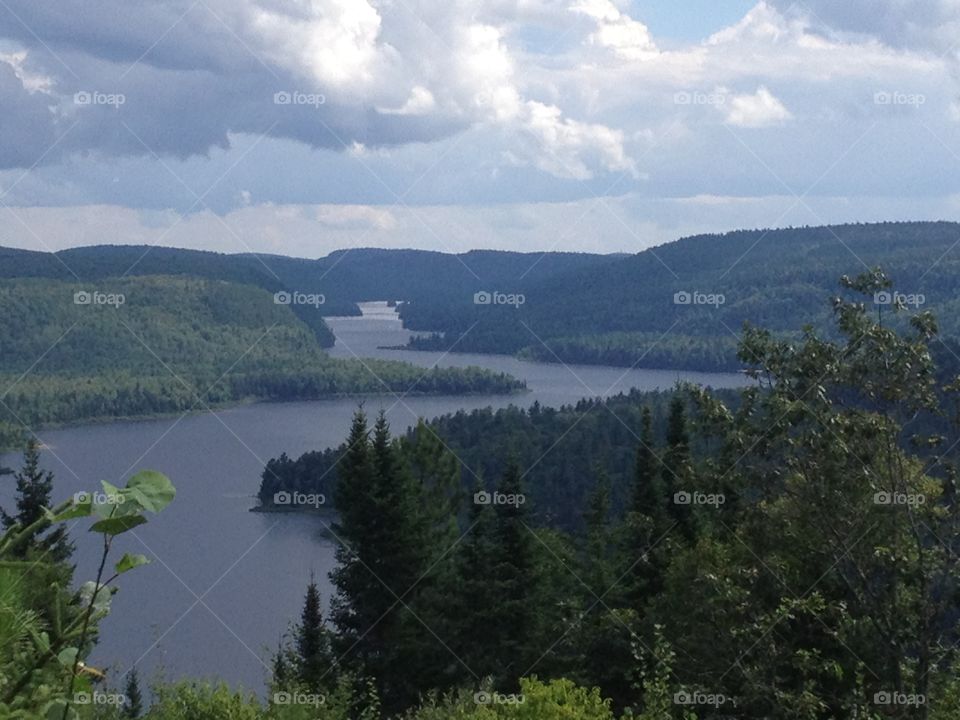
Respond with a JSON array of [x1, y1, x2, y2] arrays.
[[621, 407, 671, 608], [1, 438, 72, 562], [330, 410, 432, 712], [330, 408, 380, 669], [401, 421, 464, 690], [488, 461, 536, 689], [124, 667, 143, 719], [662, 396, 695, 539], [631, 408, 669, 529], [577, 470, 635, 711], [296, 573, 334, 689], [453, 475, 501, 683]]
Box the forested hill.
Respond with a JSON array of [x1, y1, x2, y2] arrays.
[[399, 221, 960, 370], [0, 244, 612, 319], [0, 275, 523, 450]]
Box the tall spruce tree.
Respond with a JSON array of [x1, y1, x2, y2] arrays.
[[331, 410, 434, 713], [621, 407, 671, 608], [578, 470, 636, 711], [662, 395, 695, 539], [488, 461, 536, 689], [1, 438, 72, 562], [330, 408, 380, 670], [452, 476, 500, 683], [401, 421, 465, 691], [296, 573, 334, 690]]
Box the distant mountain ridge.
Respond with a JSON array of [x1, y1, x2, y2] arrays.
[[397, 221, 960, 370], [5, 221, 959, 376]]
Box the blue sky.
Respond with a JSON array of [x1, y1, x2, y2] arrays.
[[633, 0, 758, 41], [0, 0, 958, 257]]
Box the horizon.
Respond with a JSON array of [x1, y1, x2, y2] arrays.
[[4, 218, 957, 261]]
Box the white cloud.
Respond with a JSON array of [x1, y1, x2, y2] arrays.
[[724, 86, 792, 127], [520, 100, 636, 179], [377, 86, 436, 116], [572, 0, 659, 61], [315, 205, 397, 230]]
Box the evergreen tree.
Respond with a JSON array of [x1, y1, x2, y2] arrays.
[[271, 640, 291, 689], [488, 462, 536, 689], [401, 421, 465, 690], [621, 407, 671, 609], [123, 667, 143, 719], [331, 410, 432, 712], [662, 396, 695, 539], [630, 408, 669, 528], [1, 438, 72, 562], [452, 476, 500, 683], [330, 408, 380, 670], [296, 573, 334, 689]]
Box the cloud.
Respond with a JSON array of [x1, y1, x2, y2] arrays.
[[0, 0, 635, 183], [572, 0, 659, 61], [314, 204, 397, 230], [1, 0, 959, 253], [724, 86, 792, 127], [519, 100, 637, 179], [0, 61, 56, 168], [765, 0, 960, 54], [4, 193, 960, 259]]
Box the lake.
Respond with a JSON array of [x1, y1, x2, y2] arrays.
[[0, 303, 749, 694]]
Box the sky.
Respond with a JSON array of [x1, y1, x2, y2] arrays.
[[0, 0, 959, 258]]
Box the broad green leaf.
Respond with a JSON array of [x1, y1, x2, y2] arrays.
[[115, 552, 150, 575], [90, 514, 147, 535], [125, 470, 175, 513]]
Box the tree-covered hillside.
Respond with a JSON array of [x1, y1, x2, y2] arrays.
[[0, 275, 523, 449], [398, 221, 960, 370], [0, 245, 612, 322]]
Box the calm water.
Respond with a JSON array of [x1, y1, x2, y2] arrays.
[[0, 303, 748, 693]]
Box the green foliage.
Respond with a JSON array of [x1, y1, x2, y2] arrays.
[[406, 678, 616, 719], [400, 221, 960, 372], [1, 439, 73, 562], [0, 463, 175, 720], [258, 393, 702, 529], [0, 276, 523, 450]]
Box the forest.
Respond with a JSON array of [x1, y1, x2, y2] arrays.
[[397, 222, 960, 371], [5, 270, 960, 718], [0, 275, 523, 450]]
